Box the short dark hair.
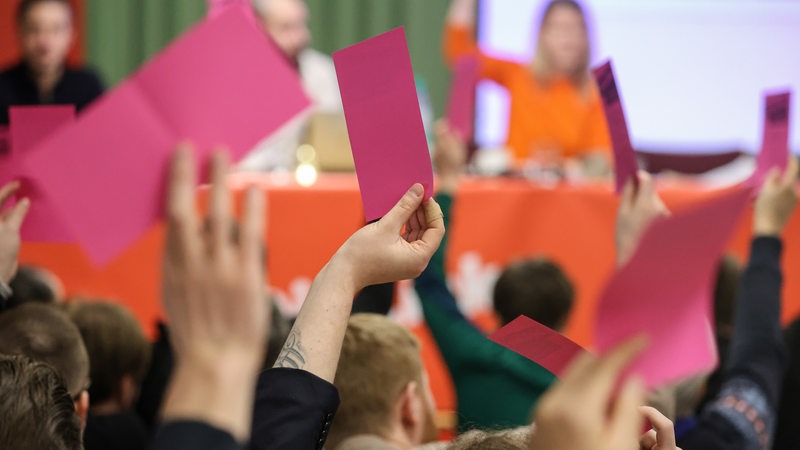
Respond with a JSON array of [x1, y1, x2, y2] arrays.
[[6, 265, 58, 310], [0, 303, 89, 396], [0, 354, 82, 450], [67, 300, 151, 404], [492, 258, 574, 330], [16, 0, 72, 25]]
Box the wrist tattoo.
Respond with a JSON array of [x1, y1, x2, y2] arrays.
[[274, 330, 306, 369]]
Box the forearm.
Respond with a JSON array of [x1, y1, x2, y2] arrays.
[[447, 0, 477, 27], [273, 256, 357, 383], [161, 356, 260, 444], [724, 236, 786, 403]]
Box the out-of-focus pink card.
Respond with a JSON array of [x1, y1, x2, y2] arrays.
[[21, 8, 309, 264], [446, 56, 478, 141], [595, 187, 751, 389], [207, 0, 255, 23], [593, 60, 637, 194], [489, 315, 587, 377], [748, 90, 791, 188], [333, 27, 434, 222], [9, 106, 75, 155], [7, 105, 76, 242]]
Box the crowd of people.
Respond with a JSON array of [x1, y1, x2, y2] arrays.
[[0, 0, 799, 450]]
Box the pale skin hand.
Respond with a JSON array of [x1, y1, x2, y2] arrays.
[[446, 0, 478, 27], [0, 182, 30, 285], [161, 145, 268, 443], [274, 184, 445, 382], [753, 157, 799, 237], [615, 171, 670, 267], [529, 337, 648, 450], [639, 406, 681, 450], [433, 119, 467, 194]]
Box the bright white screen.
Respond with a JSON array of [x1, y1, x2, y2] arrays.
[[476, 0, 800, 154]]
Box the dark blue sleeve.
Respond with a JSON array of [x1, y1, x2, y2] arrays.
[[249, 368, 340, 450], [154, 421, 242, 450]]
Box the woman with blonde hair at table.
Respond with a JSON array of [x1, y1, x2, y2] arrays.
[[444, 0, 611, 177]]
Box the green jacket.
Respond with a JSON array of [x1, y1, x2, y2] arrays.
[[414, 193, 555, 432]]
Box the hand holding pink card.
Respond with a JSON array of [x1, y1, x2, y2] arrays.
[[333, 27, 434, 222], [593, 60, 638, 194], [748, 90, 792, 188], [489, 315, 586, 377], [595, 187, 750, 389]]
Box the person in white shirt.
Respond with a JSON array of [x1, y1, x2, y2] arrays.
[[240, 0, 342, 171]]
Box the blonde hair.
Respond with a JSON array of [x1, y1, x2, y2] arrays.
[[445, 427, 532, 450], [328, 314, 423, 449], [530, 0, 591, 93]]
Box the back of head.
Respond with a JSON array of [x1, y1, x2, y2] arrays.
[[6, 265, 61, 310], [493, 258, 574, 330], [67, 300, 151, 406], [445, 428, 531, 450], [0, 354, 82, 450], [328, 314, 427, 448], [0, 303, 89, 396]]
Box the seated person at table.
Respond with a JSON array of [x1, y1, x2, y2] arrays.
[[326, 314, 438, 450], [412, 122, 574, 431], [68, 300, 152, 450], [239, 0, 342, 171], [0, 354, 83, 450], [0, 0, 104, 125], [444, 0, 610, 176], [0, 302, 91, 426]]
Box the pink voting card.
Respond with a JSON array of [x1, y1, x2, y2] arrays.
[[489, 315, 587, 377], [593, 60, 638, 194], [748, 90, 792, 188], [446, 56, 478, 141], [9, 106, 75, 155], [595, 187, 751, 389], [333, 27, 434, 222], [207, 0, 256, 24], [20, 7, 309, 264], [7, 106, 76, 242]]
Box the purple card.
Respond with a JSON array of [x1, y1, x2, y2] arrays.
[[593, 60, 638, 194], [748, 90, 792, 188], [334, 27, 434, 222]]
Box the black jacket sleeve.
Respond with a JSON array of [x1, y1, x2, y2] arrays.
[[153, 421, 242, 450], [249, 368, 340, 450]]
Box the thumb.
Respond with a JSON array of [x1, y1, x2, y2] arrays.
[[381, 184, 425, 233]]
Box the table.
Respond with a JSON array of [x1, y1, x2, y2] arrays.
[[18, 173, 800, 418]]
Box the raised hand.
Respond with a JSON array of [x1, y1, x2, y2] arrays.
[[754, 157, 798, 237], [161, 144, 268, 443], [529, 337, 648, 450], [639, 406, 681, 450], [615, 171, 670, 266], [0, 181, 30, 285], [433, 120, 468, 194]]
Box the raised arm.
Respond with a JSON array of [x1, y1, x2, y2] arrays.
[[615, 172, 670, 267], [0, 181, 29, 311], [157, 146, 268, 449], [681, 159, 798, 450], [248, 184, 445, 450]]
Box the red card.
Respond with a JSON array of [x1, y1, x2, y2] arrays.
[[489, 315, 587, 377], [593, 60, 638, 194], [333, 27, 434, 222], [748, 90, 791, 188], [595, 187, 751, 389], [446, 56, 479, 141], [20, 8, 309, 264], [9, 106, 75, 155]]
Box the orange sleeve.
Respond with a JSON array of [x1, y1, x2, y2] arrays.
[[444, 24, 518, 87], [579, 89, 613, 156]]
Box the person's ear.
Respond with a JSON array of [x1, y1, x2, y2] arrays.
[[74, 390, 89, 430], [118, 374, 137, 409], [399, 381, 423, 444]]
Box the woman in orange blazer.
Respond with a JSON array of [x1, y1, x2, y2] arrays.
[[445, 0, 611, 176]]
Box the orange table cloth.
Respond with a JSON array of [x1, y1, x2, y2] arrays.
[[18, 174, 800, 418]]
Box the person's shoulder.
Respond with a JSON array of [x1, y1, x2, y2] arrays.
[[299, 48, 334, 69], [0, 62, 25, 81], [63, 66, 103, 85]]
